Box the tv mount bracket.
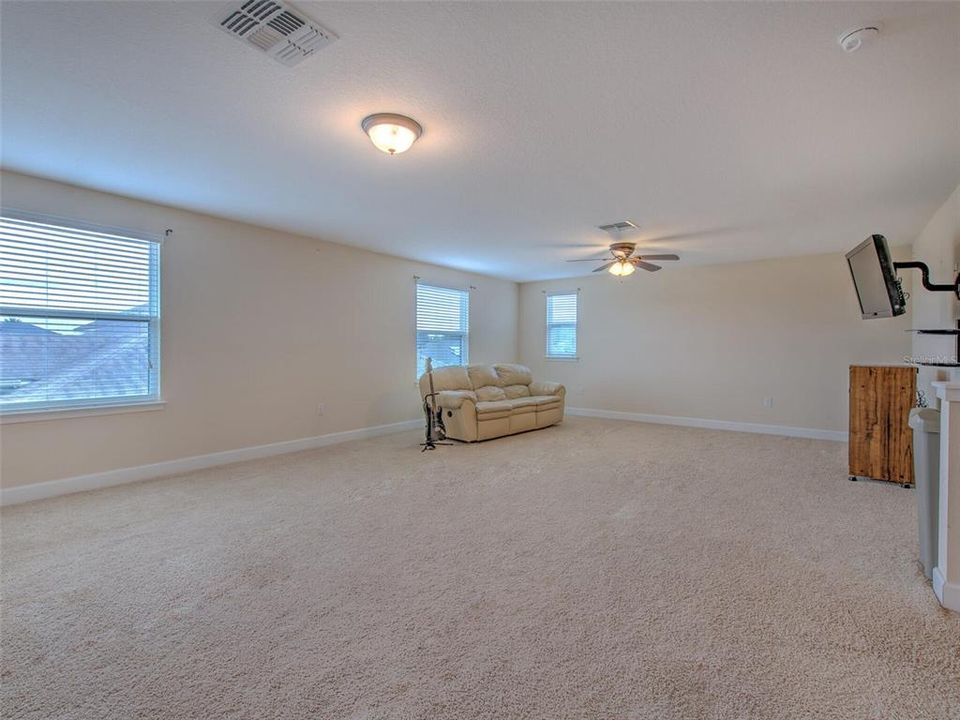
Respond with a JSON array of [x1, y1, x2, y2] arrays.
[[893, 261, 960, 300]]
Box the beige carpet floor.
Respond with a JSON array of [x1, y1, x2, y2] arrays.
[[2, 417, 958, 719]]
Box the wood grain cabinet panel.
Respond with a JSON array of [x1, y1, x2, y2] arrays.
[[848, 365, 916, 484]]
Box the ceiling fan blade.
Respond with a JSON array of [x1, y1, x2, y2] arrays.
[[566, 257, 609, 262], [638, 254, 679, 261], [548, 243, 605, 249], [592, 261, 616, 273], [633, 260, 662, 272]]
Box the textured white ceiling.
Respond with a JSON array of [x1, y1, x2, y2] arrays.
[[1, 1, 958, 281]]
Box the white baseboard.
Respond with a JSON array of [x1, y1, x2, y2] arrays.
[[566, 406, 847, 442], [1, 418, 421, 507], [0, 410, 847, 506], [933, 567, 960, 613]]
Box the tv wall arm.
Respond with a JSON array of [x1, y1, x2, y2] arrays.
[[893, 261, 960, 299]]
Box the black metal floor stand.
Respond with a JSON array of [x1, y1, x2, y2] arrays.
[[420, 439, 452, 452]]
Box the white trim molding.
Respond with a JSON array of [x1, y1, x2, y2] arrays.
[[566, 406, 847, 442], [931, 382, 960, 614], [0, 418, 421, 506], [1, 400, 166, 425], [933, 567, 960, 613]]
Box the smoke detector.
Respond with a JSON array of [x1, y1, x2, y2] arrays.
[[217, 0, 337, 67], [838, 25, 880, 53]]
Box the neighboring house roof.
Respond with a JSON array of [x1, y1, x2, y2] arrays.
[[0, 319, 150, 402]]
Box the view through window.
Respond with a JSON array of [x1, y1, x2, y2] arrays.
[[546, 292, 578, 358], [416, 283, 469, 378], [0, 213, 160, 412]]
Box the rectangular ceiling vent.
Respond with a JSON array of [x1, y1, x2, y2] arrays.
[[598, 220, 639, 234], [217, 0, 337, 67]]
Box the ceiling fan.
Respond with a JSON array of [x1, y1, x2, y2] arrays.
[[567, 242, 680, 276]]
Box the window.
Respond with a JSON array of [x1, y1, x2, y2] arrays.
[[546, 292, 578, 359], [416, 283, 469, 378], [0, 212, 161, 413]]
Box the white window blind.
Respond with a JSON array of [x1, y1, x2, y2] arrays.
[[0, 212, 161, 413], [416, 283, 469, 378], [546, 292, 578, 358]]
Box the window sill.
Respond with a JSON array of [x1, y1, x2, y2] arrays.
[[545, 356, 580, 362], [0, 400, 166, 425]]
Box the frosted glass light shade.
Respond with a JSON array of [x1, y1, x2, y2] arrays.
[[609, 260, 635, 276], [362, 113, 423, 155]]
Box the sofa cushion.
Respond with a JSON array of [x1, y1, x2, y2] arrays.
[[476, 399, 511, 413], [468, 364, 502, 389], [528, 395, 563, 407], [506, 397, 538, 414], [475, 400, 513, 420], [436, 390, 477, 409], [502, 384, 531, 399], [529, 380, 564, 397], [419, 365, 472, 399], [476, 385, 506, 402], [494, 363, 533, 386]]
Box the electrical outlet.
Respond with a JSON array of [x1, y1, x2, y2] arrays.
[[317, 403, 326, 416], [762, 397, 774, 408]]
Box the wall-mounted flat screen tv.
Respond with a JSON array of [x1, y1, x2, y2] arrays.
[[846, 235, 905, 319]]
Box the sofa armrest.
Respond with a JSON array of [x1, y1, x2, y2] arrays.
[[436, 390, 477, 409], [530, 381, 565, 398]]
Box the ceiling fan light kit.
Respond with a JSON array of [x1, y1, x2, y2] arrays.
[[568, 241, 680, 278], [609, 260, 636, 276]]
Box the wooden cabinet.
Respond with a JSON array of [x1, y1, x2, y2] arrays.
[[849, 365, 917, 485]]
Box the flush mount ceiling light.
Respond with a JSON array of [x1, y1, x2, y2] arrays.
[[361, 113, 422, 155], [838, 25, 880, 53]]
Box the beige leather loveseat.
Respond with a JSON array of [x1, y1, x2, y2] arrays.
[[418, 363, 565, 442]]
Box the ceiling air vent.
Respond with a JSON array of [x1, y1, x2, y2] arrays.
[[598, 221, 639, 233], [217, 0, 337, 67]]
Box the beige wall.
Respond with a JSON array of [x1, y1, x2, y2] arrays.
[[519, 251, 913, 433], [3, 170, 951, 490], [0, 171, 519, 488], [910, 184, 960, 405]]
